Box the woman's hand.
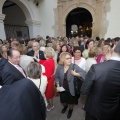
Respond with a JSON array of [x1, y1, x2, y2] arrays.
[[56, 82, 59, 92], [34, 50, 39, 57], [71, 70, 80, 77], [33, 56, 40, 62], [56, 87, 59, 92]]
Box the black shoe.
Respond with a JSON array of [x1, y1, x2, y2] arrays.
[[61, 106, 68, 113], [67, 109, 73, 119]]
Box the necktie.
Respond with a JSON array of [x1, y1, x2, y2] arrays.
[[17, 65, 26, 77]]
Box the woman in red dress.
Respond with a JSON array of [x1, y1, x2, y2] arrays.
[[34, 47, 55, 111]]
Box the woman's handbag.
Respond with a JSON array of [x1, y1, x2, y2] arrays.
[[73, 63, 84, 95], [74, 75, 84, 95]]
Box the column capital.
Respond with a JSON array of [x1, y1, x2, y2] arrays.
[[25, 20, 41, 27], [0, 14, 6, 23]]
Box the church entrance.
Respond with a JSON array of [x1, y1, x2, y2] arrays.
[[66, 8, 93, 38]]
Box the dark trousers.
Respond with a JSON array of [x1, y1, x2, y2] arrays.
[[85, 112, 117, 120]]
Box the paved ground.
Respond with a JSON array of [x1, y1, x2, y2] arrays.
[[47, 94, 86, 120]]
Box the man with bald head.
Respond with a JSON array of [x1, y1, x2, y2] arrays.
[[27, 41, 45, 60], [1, 48, 26, 85]]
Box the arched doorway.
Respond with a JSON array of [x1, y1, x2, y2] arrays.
[[66, 8, 93, 38], [2, 0, 29, 40]]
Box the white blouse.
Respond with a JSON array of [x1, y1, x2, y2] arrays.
[[28, 75, 48, 106], [72, 57, 86, 70]]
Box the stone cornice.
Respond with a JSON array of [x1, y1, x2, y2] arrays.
[[25, 20, 41, 26]]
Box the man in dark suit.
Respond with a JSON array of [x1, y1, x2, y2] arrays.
[[81, 41, 120, 120], [27, 41, 45, 60], [0, 78, 46, 120], [0, 57, 8, 85], [46, 36, 52, 47], [2, 48, 26, 85]]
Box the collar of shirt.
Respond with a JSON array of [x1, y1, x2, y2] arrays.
[[8, 61, 18, 68], [109, 56, 120, 61]]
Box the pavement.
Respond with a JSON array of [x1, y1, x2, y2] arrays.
[[47, 94, 86, 120]]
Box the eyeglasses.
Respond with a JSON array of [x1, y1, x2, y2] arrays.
[[66, 57, 72, 60]]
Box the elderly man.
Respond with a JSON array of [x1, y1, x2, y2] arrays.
[[27, 41, 45, 60], [81, 41, 120, 120], [2, 48, 26, 85]]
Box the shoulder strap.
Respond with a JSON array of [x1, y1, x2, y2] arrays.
[[38, 77, 41, 89], [73, 57, 75, 70]]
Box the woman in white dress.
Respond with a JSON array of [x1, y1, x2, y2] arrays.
[[27, 62, 48, 106]]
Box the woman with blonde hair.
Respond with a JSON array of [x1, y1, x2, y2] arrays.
[[34, 47, 55, 111], [96, 42, 112, 63], [39, 39, 46, 51], [55, 52, 86, 119], [85, 47, 99, 72]]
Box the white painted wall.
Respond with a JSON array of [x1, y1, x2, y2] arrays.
[[105, 0, 120, 39], [38, 0, 57, 39]]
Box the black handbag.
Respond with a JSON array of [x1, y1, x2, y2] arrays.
[[73, 64, 84, 95], [74, 76, 84, 95]]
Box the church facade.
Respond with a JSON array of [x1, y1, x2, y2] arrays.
[[0, 0, 119, 40]]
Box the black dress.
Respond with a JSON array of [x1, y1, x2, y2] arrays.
[[60, 70, 76, 104]]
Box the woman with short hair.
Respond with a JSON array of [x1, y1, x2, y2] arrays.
[[72, 46, 86, 70], [34, 47, 55, 111], [27, 62, 48, 106], [55, 52, 86, 119], [85, 47, 98, 72]]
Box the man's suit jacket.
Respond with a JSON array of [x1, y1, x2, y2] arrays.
[[0, 58, 8, 85], [81, 60, 120, 119], [80, 44, 85, 52], [0, 79, 46, 120], [27, 50, 46, 60], [46, 39, 52, 47], [2, 62, 26, 85]]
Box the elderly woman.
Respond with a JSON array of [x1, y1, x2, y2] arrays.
[[27, 62, 48, 106], [96, 43, 112, 63], [34, 47, 55, 111], [72, 46, 86, 70], [55, 52, 86, 119]]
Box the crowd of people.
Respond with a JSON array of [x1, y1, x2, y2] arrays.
[[0, 35, 120, 120]]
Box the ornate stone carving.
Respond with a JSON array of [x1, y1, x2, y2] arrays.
[[55, 0, 108, 38]]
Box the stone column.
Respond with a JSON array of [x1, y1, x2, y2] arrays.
[[25, 20, 41, 38], [0, 14, 6, 40]]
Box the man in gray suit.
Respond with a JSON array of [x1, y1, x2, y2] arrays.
[[81, 41, 120, 120]]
